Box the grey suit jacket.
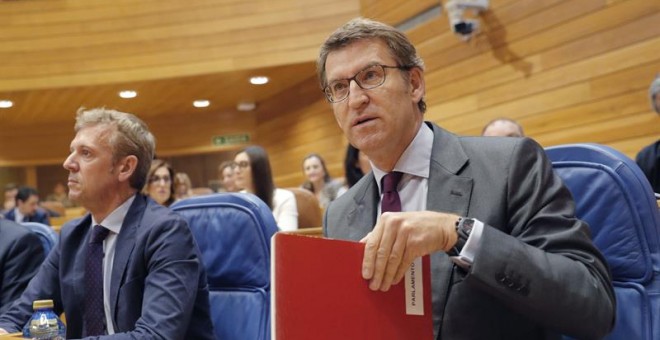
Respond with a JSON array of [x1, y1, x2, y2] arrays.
[[0, 194, 215, 339], [324, 122, 615, 340]]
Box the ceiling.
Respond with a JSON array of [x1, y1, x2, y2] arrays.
[[0, 0, 358, 129], [0, 61, 318, 128]]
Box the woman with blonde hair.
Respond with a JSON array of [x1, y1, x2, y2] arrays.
[[301, 153, 343, 209]]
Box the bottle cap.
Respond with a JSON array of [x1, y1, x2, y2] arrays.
[[33, 299, 54, 310]]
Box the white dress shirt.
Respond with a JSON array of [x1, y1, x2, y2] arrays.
[[13, 208, 25, 223], [90, 194, 135, 335]]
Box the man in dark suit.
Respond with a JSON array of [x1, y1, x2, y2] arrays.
[[3, 186, 50, 225], [635, 74, 660, 193], [0, 108, 214, 339], [319, 18, 615, 339], [0, 219, 45, 315]]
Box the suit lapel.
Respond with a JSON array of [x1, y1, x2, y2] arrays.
[[426, 122, 473, 216], [425, 123, 474, 337], [346, 173, 379, 240], [109, 195, 145, 322], [68, 214, 94, 336]]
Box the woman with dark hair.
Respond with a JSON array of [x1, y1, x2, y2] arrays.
[[234, 146, 298, 231], [301, 153, 343, 209], [142, 159, 176, 207], [338, 145, 372, 196]]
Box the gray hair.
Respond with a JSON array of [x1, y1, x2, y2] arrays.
[[74, 107, 156, 190], [650, 74, 660, 114], [317, 17, 426, 113]]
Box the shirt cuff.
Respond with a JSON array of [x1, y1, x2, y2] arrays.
[[452, 218, 484, 267]]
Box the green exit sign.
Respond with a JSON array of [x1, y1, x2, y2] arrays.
[[212, 134, 250, 146]]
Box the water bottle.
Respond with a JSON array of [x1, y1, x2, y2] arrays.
[[22, 299, 66, 340]]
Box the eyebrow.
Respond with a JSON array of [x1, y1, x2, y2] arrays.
[[327, 61, 382, 84]]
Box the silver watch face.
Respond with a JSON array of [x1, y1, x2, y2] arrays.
[[462, 218, 475, 234]]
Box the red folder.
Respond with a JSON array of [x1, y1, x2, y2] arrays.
[[271, 233, 433, 340]]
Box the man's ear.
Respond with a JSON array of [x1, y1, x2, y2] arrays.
[[409, 67, 425, 105], [117, 155, 138, 182]]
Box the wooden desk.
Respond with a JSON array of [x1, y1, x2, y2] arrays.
[[0, 333, 22, 339], [285, 227, 323, 238]]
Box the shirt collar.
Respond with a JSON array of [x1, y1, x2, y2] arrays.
[[373, 123, 433, 194], [91, 194, 136, 234], [14, 208, 24, 222]]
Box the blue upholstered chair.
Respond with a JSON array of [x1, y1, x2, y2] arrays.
[[546, 143, 660, 340], [21, 221, 58, 255], [171, 193, 278, 340]]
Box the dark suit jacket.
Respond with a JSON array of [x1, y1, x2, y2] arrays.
[[635, 139, 660, 193], [0, 194, 215, 339], [0, 220, 45, 315], [324, 122, 615, 340], [3, 208, 50, 226]]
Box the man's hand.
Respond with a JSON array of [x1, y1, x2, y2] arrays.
[[0, 328, 8, 334], [361, 211, 460, 292]]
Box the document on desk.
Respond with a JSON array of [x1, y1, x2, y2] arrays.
[[271, 232, 433, 340]]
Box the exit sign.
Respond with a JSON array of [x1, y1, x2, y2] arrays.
[[212, 134, 250, 146]]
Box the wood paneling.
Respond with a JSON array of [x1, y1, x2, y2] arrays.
[[256, 0, 659, 191], [1, 0, 658, 193], [0, 0, 359, 89]]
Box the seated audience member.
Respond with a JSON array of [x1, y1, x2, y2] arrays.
[[337, 145, 372, 196], [301, 153, 343, 209], [0, 107, 214, 338], [46, 182, 75, 208], [3, 186, 50, 225], [481, 117, 525, 137], [2, 183, 18, 213], [234, 146, 298, 231], [142, 159, 176, 207], [635, 74, 660, 193], [319, 18, 614, 339], [0, 219, 45, 315], [174, 172, 194, 200], [218, 161, 239, 192]]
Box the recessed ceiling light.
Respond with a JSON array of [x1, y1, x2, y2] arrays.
[[0, 100, 13, 108], [119, 90, 137, 99], [249, 76, 269, 85], [237, 102, 256, 111], [193, 100, 210, 108]]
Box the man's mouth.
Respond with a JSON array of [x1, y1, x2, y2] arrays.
[[353, 116, 376, 126]]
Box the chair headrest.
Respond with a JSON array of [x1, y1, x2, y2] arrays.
[[21, 221, 58, 255], [171, 193, 279, 289], [546, 144, 660, 284]]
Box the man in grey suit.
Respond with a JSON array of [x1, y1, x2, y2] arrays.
[[320, 18, 615, 339]]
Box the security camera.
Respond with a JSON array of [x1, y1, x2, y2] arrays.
[[444, 0, 489, 41]]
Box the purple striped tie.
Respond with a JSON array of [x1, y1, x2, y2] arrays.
[[84, 225, 110, 336], [381, 172, 403, 213]]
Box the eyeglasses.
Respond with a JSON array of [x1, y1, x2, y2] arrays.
[[323, 64, 411, 103], [149, 175, 171, 184], [236, 161, 250, 169]]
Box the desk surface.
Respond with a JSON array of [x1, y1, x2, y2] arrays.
[[0, 333, 22, 339]]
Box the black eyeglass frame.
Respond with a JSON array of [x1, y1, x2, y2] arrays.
[[323, 64, 413, 103]]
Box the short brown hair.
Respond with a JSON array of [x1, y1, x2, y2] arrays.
[[75, 107, 156, 190], [317, 17, 426, 113]]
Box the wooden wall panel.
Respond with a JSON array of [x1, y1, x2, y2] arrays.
[[0, 0, 359, 91], [0, 109, 256, 167], [256, 0, 659, 192]]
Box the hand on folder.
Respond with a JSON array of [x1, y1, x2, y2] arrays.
[[361, 210, 460, 292]]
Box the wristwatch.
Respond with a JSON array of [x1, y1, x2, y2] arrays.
[[448, 217, 475, 257]]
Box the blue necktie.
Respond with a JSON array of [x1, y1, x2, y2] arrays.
[[84, 225, 110, 336], [381, 172, 403, 213]]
